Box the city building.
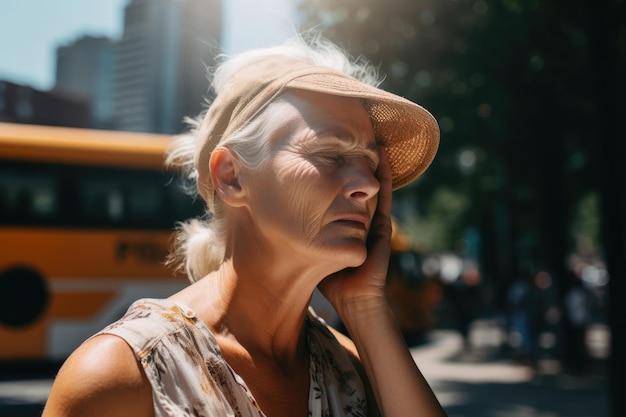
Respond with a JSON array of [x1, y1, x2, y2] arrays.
[[112, 0, 222, 134], [0, 80, 90, 128], [55, 36, 116, 129]]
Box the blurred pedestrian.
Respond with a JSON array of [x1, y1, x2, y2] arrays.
[[562, 269, 592, 374], [507, 274, 533, 362], [444, 263, 481, 349]]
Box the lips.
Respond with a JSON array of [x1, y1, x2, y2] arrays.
[[331, 213, 370, 230]]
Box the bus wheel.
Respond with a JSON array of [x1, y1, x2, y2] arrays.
[[0, 267, 50, 328]]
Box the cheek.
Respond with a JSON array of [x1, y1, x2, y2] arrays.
[[277, 161, 321, 208], [273, 160, 333, 229]]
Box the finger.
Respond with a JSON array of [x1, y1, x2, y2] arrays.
[[375, 144, 393, 219], [366, 146, 392, 255]]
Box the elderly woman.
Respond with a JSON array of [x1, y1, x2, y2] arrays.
[[43, 34, 446, 417]]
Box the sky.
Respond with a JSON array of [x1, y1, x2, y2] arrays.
[[0, 0, 299, 91]]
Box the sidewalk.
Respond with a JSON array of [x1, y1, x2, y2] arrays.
[[412, 322, 609, 417], [0, 321, 610, 417]]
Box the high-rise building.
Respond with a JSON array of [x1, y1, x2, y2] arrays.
[[55, 36, 116, 129], [113, 0, 222, 134]]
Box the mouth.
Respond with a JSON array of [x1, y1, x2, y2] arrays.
[[334, 219, 367, 230], [331, 214, 369, 231]]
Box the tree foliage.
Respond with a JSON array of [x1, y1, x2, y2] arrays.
[[298, 0, 625, 287]]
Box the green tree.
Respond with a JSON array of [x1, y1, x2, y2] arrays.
[[298, 0, 624, 300]]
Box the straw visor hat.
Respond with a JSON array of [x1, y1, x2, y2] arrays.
[[195, 57, 440, 205]]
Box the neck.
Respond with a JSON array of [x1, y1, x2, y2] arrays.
[[174, 213, 342, 365], [177, 256, 319, 365]]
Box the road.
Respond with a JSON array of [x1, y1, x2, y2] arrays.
[[413, 325, 608, 417], [0, 320, 610, 417]]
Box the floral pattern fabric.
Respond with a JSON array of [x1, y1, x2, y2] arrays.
[[93, 298, 367, 417]]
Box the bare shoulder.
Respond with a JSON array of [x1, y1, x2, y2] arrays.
[[42, 334, 154, 417]]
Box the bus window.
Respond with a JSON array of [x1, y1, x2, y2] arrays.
[[79, 178, 125, 224], [31, 178, 57, 219], [0, 168, 58, 223], [126, 180, 162, 223], [165, 175, 202, 222]]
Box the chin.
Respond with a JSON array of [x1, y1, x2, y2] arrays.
[[326, 240, 368, 266]]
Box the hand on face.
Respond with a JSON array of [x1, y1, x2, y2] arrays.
[[318, 145, 393, 320]]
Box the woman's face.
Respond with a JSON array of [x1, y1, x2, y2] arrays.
[[243, 91, 380, 269]]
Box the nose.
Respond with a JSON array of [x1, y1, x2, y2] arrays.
[[342, 159, 380, 202]]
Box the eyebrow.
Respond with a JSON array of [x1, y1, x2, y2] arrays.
[[315, 129, 379, 154]]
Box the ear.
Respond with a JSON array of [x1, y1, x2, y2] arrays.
[[209, 147, 247, 207]]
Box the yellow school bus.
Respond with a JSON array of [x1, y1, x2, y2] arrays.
[[0, 122, 202, 362]]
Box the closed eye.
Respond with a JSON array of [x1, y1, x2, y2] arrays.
[[297, 132, 379, 171], [317, 152, 378, 174], [316, 153, 345, 165]]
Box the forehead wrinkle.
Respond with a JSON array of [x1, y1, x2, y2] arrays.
[[278, 90, 378, 157]]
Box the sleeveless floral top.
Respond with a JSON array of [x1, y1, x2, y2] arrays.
[[94, 299, 368, 417]]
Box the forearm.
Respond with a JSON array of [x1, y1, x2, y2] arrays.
[[340, 298, 447, 417]]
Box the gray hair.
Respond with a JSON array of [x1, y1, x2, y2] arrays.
[[165, 33, 382, 282]]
